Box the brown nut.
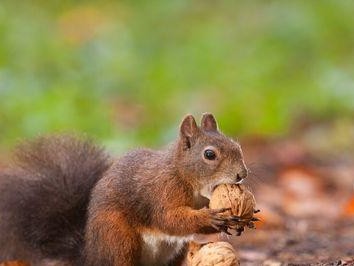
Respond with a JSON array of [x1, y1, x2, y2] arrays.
[[187, 241, 240, 266], [209, 184, 257, 228]]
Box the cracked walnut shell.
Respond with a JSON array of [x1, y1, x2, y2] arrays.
[[209, 184, 257, 227], [187, 241, 240, 266]]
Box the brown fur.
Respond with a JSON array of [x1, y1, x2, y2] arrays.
[[0, 135, 111, 265]]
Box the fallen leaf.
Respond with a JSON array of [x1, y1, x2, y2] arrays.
[[253, 205, 284, 229], [342, 195, 354, 217], [0, 261, 30, 266]]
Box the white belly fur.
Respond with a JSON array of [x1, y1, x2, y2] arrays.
[[140, 232, 194, 266]]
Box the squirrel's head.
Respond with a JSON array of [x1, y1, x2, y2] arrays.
[[175, 113, 248, 198]]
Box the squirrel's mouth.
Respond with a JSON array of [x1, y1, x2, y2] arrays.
[[234, 179, 244, 185], [200, 177, 244, 199]]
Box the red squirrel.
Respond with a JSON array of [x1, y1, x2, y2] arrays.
[[0, 113, 248, 266]]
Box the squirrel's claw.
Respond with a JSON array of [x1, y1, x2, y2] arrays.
[[220, 225, 232, 235], [212, 225, 231, 235], [247, 221, 256, 229], [235, 227, 244, 236], [229, 215, 248, 223], [211, 223, 221, 231], [210, 220, 231, 235], [229, 215, 241, 221], [211, 218, 227, 226]]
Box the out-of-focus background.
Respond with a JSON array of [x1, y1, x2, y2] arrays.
[[0, 1, 353, 265]]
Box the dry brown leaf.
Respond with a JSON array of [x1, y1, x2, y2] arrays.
[[342, 195, 354, 217], [0, 261, 30, 266]]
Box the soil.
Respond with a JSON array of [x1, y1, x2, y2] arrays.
[[227, 123, 354, 265]]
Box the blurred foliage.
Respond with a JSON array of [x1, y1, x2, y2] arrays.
[[0, 1, 353, 150]]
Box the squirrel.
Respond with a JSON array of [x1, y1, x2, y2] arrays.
[[0, 113, 249, 266]]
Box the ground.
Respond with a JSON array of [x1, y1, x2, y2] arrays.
[[228, 122, 354, 265]]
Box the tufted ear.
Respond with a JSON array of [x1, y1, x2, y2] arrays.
[[201, 113, 218, 132], [179, 114, 199, 149]]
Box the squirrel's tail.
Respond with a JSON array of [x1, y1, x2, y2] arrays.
[[0, 135, 111, 264]]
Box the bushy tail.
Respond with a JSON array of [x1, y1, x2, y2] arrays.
[[0, 135, 111, 264]]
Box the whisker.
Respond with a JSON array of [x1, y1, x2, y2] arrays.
[[247, 162, 269, 174], [248, 170, 266, 183]]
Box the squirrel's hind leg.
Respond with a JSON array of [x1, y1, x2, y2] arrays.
[[84, 210, 141, 266], [167, 242, 188, 266]]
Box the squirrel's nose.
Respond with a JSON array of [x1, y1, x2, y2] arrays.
[[236, 168, 248, 182]]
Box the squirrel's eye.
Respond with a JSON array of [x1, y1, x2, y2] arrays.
[[204, 149, 216, 160]]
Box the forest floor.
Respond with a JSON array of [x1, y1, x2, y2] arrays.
[[228, 121, 354, 265]]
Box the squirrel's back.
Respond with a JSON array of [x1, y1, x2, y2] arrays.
[[0, 135, 111, 264]]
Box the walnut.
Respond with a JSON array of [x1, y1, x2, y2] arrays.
[[187, 241, 240, 266], [209, 184, 258, 233]]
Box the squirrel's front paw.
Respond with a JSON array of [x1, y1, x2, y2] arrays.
[[203, 208, 234, 235], [201, 208, 249, 235]]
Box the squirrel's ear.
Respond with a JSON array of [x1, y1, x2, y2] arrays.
[[201, 113, 218, 132], [179, 114, 199, 149]]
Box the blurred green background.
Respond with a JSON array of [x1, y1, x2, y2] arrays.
[[0, 1, 353, 151]]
